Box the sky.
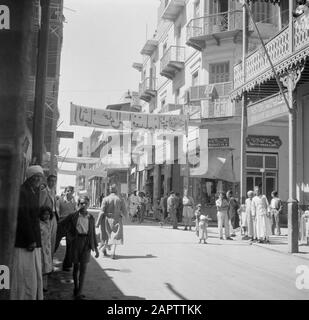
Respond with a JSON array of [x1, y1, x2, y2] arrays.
[[57, 0, 159, 191]]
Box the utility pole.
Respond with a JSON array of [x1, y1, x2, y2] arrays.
[[286, 0, 298, 253], [32, 0, 51, 165], [239, 1, 249, 205], [0, 0, 35, 300]]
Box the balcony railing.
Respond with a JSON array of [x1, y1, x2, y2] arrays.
[[189, 82, 232, 101], [202, 98, 235, 119], [187, 82, 234, 118], [139, 77, 157, 101], [160, 46, 185, 78], [187, 10, 243, 48], [233, 12, 309, 92]]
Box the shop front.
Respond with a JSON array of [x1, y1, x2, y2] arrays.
[[189, 147, 239, 220]]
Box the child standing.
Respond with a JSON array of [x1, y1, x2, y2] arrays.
[[194, 204, 211, 244], [39, 206, 53, 293]]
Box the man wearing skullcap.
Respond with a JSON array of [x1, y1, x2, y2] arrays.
[[10, 165, 44, 300]]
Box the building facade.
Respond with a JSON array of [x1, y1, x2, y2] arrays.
[[232, 0, 309, 236], [131, 0, 280, 218]]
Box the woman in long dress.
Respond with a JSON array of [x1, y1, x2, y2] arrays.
[[182, 188, 195, 231]]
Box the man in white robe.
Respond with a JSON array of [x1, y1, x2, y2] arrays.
[[251, 186, 272, 243], [244, 190, 256, 241]]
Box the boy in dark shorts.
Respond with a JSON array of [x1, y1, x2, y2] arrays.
[[58, 195, 99, 299]]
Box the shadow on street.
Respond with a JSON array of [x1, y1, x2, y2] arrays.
[[45, 243, 145, 300]]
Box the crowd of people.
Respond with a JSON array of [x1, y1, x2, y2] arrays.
[[10, 165, 309, 300], [10, 165, 126, 300]]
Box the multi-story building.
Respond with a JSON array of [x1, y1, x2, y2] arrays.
[[132, 0, 279, 218], [232, 0, 309, 245], [23, 0, 64, 177], [77, 92, 140, 206]]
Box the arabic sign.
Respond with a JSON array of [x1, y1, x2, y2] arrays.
[[246, 135, 282, 149], [208, 138, 229, 148], [70, 103, 187, 133], [247, 93, 289, 127]]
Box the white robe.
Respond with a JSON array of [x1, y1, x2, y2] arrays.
[[252, 195, 272, 239]]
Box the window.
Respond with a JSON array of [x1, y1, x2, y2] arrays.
[[192, 71, 199, 86], [251, 1, 271, 23], [175, 89, 180, 105], [209, 61, 230, 84], [194, 0, 200, 18]]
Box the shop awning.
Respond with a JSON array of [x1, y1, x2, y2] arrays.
[[191, 149, 236, 183]]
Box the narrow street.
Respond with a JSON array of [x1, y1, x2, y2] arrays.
[[47, 210, 309, 300]]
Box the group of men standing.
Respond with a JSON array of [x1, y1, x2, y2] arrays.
[[10, 165, 85, 300], [216, 186, 282, 243]]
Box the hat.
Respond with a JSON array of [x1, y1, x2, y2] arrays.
[[197, 203, 202, 207], [26, 165, 44, 179]]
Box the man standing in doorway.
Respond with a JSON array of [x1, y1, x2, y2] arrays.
[[167, 191, 178, 229]]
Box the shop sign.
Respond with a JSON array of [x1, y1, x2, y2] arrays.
[[246, 135, 282, 149], [208, 138, 229, 148], [247, 93, 289, 127], [0, 5, 10, 30]]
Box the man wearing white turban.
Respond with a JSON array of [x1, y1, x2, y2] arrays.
[[10, 165, 44, 300]]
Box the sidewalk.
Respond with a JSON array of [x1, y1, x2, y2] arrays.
[[144, 217, 309, 261], [45, 240, 145, 300]]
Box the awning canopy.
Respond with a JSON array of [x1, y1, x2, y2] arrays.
[[191, 149, 236, 183]]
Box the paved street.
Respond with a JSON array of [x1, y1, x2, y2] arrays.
[[47, 210, 309, 300]]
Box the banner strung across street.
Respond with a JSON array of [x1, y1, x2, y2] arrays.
[[70, 102, 188, 133]]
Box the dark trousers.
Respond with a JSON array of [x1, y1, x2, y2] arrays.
[[63, 237, 72, 269]]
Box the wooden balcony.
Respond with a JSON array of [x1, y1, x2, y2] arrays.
[[187, 82, 235, 118], [186, 10, 243, 51], [232, 11, 309, 99], [160, 46, 185, 79], [159, 0, 185, 21], [139, 77, 157, 102], [140, 39, 158, 56]]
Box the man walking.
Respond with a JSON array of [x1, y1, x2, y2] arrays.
[[56, 186, 77, 271], [96, 184, 127, 259], [167, 191, 178, 229], [10, 165, 44, 300]]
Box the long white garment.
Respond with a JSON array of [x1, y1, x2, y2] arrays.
[[245, 198, 255, 237], [251, 195, 271, 239], [10, 248, 43, 300]]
